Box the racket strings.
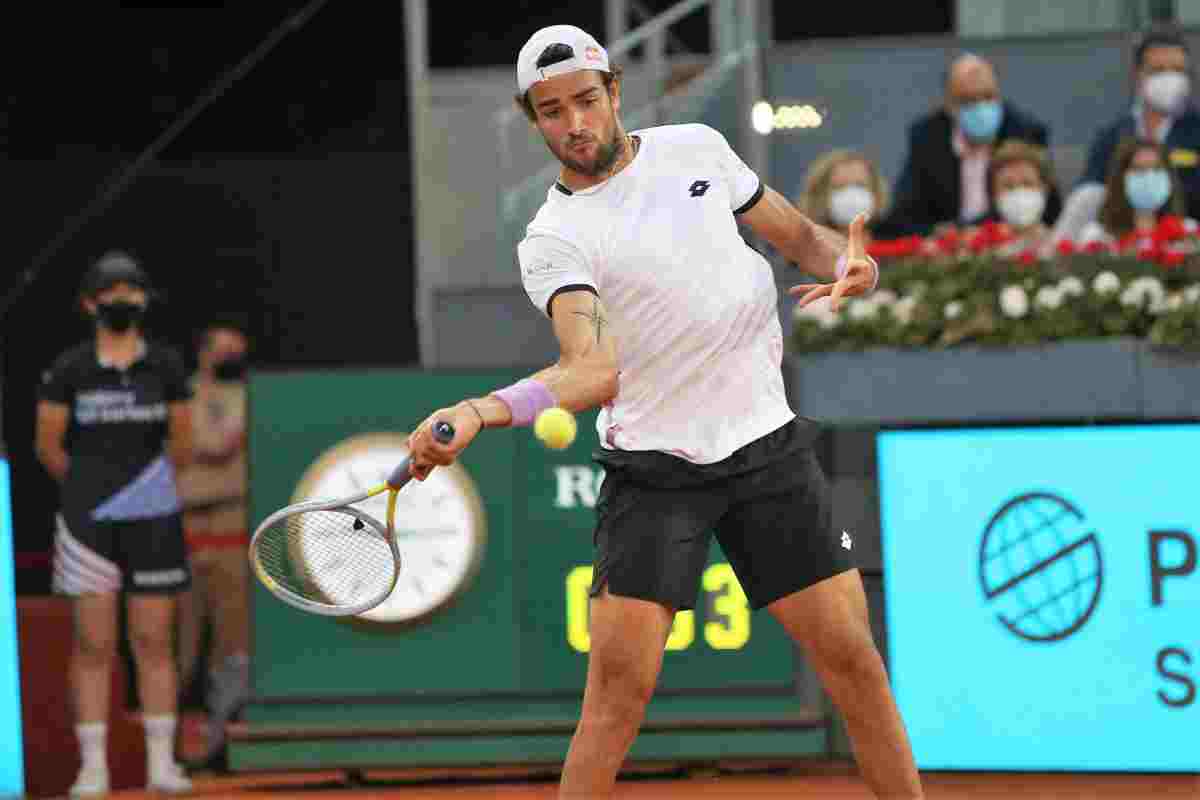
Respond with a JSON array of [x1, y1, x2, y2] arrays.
[[255, 509, 396, 609]]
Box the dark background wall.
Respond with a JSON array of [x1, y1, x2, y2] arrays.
[[0, 2, 416, 590]]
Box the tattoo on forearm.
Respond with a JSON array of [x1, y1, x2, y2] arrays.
[[571, 297, 608, 344]]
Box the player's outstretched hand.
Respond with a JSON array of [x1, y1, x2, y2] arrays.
[[406, 402, 482, 481], [789, 213, 878, 312]]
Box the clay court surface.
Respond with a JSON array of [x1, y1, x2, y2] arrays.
[[77, 764, 1199, 799]]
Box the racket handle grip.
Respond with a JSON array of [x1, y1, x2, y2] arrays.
[[432, 421, 455, 444], [387, 421, 456, 488]]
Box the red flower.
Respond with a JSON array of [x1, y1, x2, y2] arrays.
[[1159, 250, 1187, 268], [1056, 240, 1076, 256], [1137, 245, 1161, 262], [1083, 240, 1110, 254], [1017, 250, 1037, 266], [1118, 231, 1144, 252], [867, 235, 922, 259], [1154, 215, 1188, 243]]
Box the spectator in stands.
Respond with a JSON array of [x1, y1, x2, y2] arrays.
[[1085, 28, 1200, 217], [979, 140, 1059, 257], [877, 53, 1061, 238], [1077, 137, 1192, 248], [176, 317, 251, 770], [1051, 28, 1200, 248], [794, 149, 890, 239], [36, 252, 193, 796]]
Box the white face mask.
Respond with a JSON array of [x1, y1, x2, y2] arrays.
[[828, 185, 874, 228], [996, 187, 1046, 228], [1143, 70, 1191, 115]]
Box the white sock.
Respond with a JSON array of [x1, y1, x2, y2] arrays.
[[142, 714, 177, 775], [76, 722, 107, 772]]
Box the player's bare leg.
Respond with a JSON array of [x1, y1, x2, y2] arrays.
[[560, 589, 674, 798], [768, 569, 923, 799]]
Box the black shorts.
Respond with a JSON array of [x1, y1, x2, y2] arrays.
[[590, 417, 855, 611], [52, 511, 191, 596]]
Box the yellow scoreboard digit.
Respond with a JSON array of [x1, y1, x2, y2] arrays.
[[565, 563, 749, 654]]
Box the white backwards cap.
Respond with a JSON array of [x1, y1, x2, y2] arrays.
[[516, 25, 611, 95]]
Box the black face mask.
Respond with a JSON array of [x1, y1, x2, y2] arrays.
[[213, 356, 248, 382], [95, 301, 146, 333]]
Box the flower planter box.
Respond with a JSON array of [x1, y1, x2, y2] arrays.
[[1138, 345, 1200, 418], [788, 338, 1156, 425]]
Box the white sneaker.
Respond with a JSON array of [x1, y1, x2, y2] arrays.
[[69, 764, 109, 797], [147, 762, 193, 794]]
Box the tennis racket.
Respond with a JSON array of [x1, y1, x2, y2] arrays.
[[249, 420, 455, 616]]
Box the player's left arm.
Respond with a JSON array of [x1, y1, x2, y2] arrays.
[[740, 187, 878, 311]]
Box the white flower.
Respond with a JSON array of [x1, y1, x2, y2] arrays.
[[1185, 285, 1200, 305], [1120, 276, 1167, 312], [848, 297, 878, 321], [1035, 285, 1063, 311], [892, 295, 919, 326], [999, 285, 1030, 319], [944, 300, 965, 320], [1058, 276, 1085, 297], [1093, 271, 1121, 295], [1167, 292, 1185, 311], [794, 296, 839, 329], [873, 289, 898, 307]]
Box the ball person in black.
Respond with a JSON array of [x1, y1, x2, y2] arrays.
[[36, 252, 194, 796]]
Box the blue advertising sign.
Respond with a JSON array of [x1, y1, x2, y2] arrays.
[[878, 424, 1199, 772], [0, 458, 24, 796]]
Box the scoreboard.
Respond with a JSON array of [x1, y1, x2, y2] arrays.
[[234, 369, 824, 770]]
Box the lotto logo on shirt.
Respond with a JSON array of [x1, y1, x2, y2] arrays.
[[75, 389, 167, 425]]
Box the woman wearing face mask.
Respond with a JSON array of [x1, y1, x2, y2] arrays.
[[35, 252, 194, 796], [1078, 138, 1192, 249], [175, 318, 251, 770], [795, 149, 890, 239], [982, 140, 1059, 257]]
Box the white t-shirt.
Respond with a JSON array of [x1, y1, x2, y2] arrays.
[[518, 123, 795, 465]]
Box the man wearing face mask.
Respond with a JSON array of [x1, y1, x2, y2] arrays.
[[876, 53, 1061, 239], [175, 318, 251, 770], [1077, 28, 1200, 221], [36, 251, 194, 796]]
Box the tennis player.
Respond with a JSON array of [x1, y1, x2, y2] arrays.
[[407, 25, 923, 799], [37, 252, 194, 796]]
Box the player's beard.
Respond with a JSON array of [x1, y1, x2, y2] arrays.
[[555, 126, 625, 177]]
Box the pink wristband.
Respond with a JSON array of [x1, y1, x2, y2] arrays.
[[836, 253, 879, 291], [492, 379, 557, 427]]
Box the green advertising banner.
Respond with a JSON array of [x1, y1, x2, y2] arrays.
[[239, 369, 815, 768]]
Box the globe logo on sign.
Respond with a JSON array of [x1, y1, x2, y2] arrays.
[[978, 492, 1103, 643]]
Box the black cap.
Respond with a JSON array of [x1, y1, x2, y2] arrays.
[[80, 251, 152, 297]]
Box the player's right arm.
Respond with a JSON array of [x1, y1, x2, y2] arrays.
[[406, 289, 617, 479], [472, 289, 618, 426], [35, 401, 71, 482]]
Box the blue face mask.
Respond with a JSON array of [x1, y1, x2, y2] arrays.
[[1124, 168, 1172, 212], [958, 100, 1003, 142]]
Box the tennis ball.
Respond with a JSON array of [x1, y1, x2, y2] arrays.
[[534, 407, 577, 450]]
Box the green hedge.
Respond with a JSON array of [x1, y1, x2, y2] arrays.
[[790, 256, 1200, 353]]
